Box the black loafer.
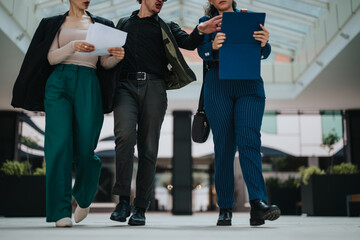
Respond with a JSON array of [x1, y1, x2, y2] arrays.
[[217, 208, 232, 226], [128, 207, 146, 226], [250, 199, 281, 226], [110, 199, 131, 222]]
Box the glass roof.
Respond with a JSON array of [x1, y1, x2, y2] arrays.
[[258, 0, 325, 17], [33, 0, 330, 58]]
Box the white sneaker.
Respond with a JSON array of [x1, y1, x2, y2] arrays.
[[74, 206, 90, 223], [55, 217, 72, 227]]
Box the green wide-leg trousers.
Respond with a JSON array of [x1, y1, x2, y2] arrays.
[[44, 64, 104, 222]]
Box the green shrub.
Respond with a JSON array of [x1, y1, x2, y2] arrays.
[[0, 160, 32, 177], [327, 162, 359, 175], [1, 160, 46, 176], [265, 176, 300, 188], [321, 131, 340, 153], [33, 161, 46, 176], [283, 176, 301, 188], [265, 177, 280, 188], [298, 163, 359, 185], [21, 136, 39, 148], [299, 166, 325, 185], [271, 156, 287, 171]]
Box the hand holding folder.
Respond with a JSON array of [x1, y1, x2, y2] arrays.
[[219, 12, 266, 80]]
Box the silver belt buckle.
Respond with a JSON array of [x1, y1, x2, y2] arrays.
[[136, 72, 147, 81]]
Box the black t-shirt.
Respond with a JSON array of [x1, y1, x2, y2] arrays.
[[121, 13, 167, 76]]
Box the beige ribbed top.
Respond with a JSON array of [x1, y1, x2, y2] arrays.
[[47, 26, 119, 69]]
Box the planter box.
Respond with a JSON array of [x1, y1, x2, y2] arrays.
[[301, 174, 360, 216], [267, 186, 301, 215], [0, 175, 46, 217]]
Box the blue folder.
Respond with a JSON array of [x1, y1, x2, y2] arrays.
[[219, 12, 266, 80]]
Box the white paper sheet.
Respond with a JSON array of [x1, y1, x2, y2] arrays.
[[78, 22, 127, 56]]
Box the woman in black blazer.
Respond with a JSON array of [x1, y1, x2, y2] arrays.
[[12, 0, 124, 227]]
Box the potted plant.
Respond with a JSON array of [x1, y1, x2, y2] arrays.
[[300, 163, 360, 216], [0, 160, 46, 217], [266, 176, 301, 215], [321, 130, 340, 167]]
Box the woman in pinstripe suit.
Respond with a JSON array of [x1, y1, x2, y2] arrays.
[[197, 0, 280, 226]]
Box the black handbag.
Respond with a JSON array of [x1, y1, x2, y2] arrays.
[[192, 73, 210, 143]]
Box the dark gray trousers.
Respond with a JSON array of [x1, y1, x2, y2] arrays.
[[112, 79, 167, 209]]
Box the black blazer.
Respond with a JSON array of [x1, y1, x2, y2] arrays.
[[11, 11, 117, 114]]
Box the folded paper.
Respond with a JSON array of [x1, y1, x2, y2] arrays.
[[78, 22, 127, 56]]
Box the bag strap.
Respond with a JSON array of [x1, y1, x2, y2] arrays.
[[196, 62, 207, 113]]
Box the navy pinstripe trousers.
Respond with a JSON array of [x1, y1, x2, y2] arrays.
[[204, 67, 268, 209]]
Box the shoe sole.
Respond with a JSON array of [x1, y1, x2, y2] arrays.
[[250, 209, 281, 226], [55, 217, 72, 227], [56, 224, 72, 227], [110, 215, 127, 222], [217, 220, 232, 226]]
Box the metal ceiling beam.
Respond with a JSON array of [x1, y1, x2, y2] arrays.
[[160, 3, 206, 27], [87, 1, 112, 13], [183, 0, 205, 10], [270, 45, 295, 58], [252, 1, 319, 21], [0, 4, 31, 53], [158, 0, 180, 14], [35, 0, 60, 11], [90, 1, 136, 16], [236, 1, 316, 27], [179, 0, 184, 26], [269, 38, 300, 51], [31, 0, 324, 60], [266, 24, 305, 42], [297, 0, 329, 9], [182, 5, 206, 17]]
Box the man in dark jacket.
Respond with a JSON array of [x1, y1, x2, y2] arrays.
[[110, 0, 222, 226]]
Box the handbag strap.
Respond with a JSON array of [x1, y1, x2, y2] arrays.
[[196, 62, 207, 113]]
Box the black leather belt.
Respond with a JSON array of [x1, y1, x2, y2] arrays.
[[121, 72, 164, 81]]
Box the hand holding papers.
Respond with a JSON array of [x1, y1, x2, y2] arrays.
[[219, 12, 265, 80], [78, 22, 127, 56]]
